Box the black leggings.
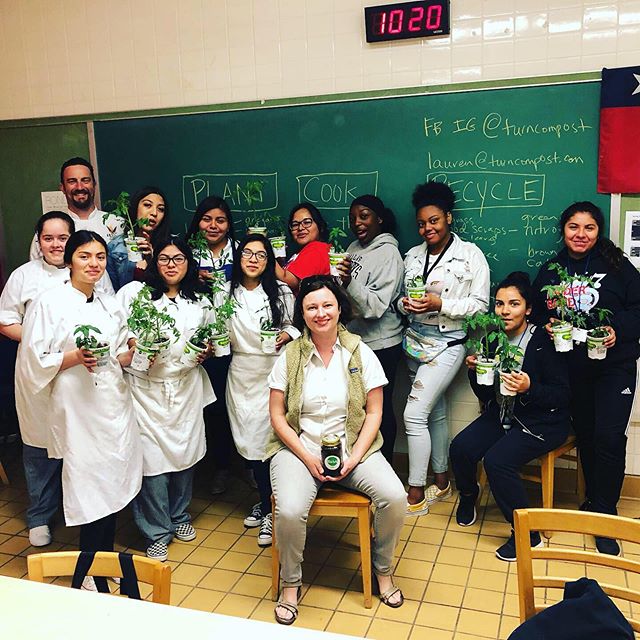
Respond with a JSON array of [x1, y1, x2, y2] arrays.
[[79, 513, 117, 552], [249, 459, 272, 515], [570, 361, 636, 515], [374, 343, 402, 464]]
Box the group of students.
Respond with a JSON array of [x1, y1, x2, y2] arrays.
[[1, 156, 639, 625]]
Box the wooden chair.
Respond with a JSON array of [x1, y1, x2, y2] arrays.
[[513, 508, 640, 632], [271, 486, 373, 608], [27, 551, 172, 605], [479, 434, 584, 510], [0, 460, 8, 485]]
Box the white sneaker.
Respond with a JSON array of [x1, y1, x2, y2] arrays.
[[244, 503, 263, 528], [81, 576, 98, 592], [258, 513, 273, 547], [29, 525, 51, 547]]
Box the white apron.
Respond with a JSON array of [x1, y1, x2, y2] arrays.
[[21, 283, 142, 526], [117, 282, 215, 476], [226, 283, 299, 460]]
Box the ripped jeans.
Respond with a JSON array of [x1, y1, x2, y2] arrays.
[[403, 324, 466, 487]]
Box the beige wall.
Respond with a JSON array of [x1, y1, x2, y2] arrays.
[[1, 0, 640, 120], [1, 0, 640, 476]]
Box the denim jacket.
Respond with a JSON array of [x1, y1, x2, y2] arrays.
[[107, 234, 136, 292], [399, 233, 490, 332]]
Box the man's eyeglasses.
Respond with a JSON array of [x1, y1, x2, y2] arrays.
[[241, 249, 268, 262], [289, 217, 314, 232], [157, 254, 187, 265]]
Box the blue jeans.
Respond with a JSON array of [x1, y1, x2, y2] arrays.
[[403, 325, 466, 485], [131, 467, 195, 544], [23, 444, 62, 529]]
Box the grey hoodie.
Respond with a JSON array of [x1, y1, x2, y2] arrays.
[[345, 232, 404, 351]]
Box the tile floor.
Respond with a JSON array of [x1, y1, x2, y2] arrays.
[[1, 448, 639, 639]]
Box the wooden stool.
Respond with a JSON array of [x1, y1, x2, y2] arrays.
[[478, 434, 583, 537], [0, 460, 8, 486], [271, 486, 373, 608]]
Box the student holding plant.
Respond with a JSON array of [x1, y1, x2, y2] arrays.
[[335, 195, 404, 462], [531, 201, 640, 556], [186, 195, 237, 494], [226, 234, 299, 547], [116, 239, 215, 562], [20, 231, 142, 583], [450, 272, 570, 561], [399, 181, 490, 517], [106, 187, 171, 291], [275, 202, 331, 291]]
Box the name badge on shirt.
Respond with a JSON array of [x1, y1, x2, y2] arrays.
[[349, 367, 359, 374]]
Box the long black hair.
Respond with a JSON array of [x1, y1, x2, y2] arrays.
[[230, 234, 284, 327], [287, 202, 329, 242], [186, 195, 235, 244], [559, 201, 623, 270], [144, 238, 200, 301], [129, 187, 171, 245]]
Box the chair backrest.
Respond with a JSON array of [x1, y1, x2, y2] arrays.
[[27, 551, 172, 605], [514, 508, 640, 632]]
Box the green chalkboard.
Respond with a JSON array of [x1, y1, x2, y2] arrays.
[[0, 123, 90, 273], [94, 81, 609, 284]]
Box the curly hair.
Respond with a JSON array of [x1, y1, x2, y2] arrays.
[[411, 181, 455, 214]]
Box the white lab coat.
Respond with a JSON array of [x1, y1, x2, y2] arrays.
[[0, 259, 114, 447], [20, 283, 142, 526], [225, 283, 299, 460], [117, 281, 215, 476]]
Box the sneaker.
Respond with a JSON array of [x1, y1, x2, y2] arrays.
[[456, 493, 477, 527], [406, 497, 429, 517], [210, 469, 229, 495], [496, 531, 544, 562], [174, 522, 197, 541], [29, 525, 51, 547], [258, 513, 273, 547], [146, 540, 168, 562], [425, 481, 453, 504], [595, 536, 621, 556], [81, 576, 98, 591], [244, 502, 263, 528]]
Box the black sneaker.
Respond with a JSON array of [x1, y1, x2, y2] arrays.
[[595, 536, 621, 556], [456, 493, 477, 527], [496, 531, 544, 562]]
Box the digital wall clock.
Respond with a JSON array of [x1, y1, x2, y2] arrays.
[[365, 1, 451, 43]]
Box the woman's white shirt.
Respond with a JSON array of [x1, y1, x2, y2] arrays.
[[399, 233, 490, 331], [268, 338, 387, 459]]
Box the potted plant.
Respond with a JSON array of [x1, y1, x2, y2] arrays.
[[188, 230, 213, 273], [586, 308, 612, 360], [406, 275, 427, 300], [462, 312, 505, 385], [541, 263, 573, 352], [202, 276, 238, 357], [74, 324, 110, 368], [266, 214, 287, 262], [497, 338, 525, 397], [181, 323, 214, 367], [103, 191, 148, 263], [564, 271, 596, 343], [244, 179, 268, 235], [127, 285, 179, 371], [259, 316, 279, 354], [328, 226, 348, 276]]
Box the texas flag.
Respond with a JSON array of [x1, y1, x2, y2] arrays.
[[597, 65, 640, 194]]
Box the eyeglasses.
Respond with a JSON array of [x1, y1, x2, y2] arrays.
[[157, 254, 187, 265], [289, 217, 314, 231], [241, 249, 268, 262]]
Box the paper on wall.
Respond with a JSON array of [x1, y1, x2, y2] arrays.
[[41, 191, 69, 215]]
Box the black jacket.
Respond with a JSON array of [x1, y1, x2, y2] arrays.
[[470, 325, 570, 442], [531, 245, 640, 367]]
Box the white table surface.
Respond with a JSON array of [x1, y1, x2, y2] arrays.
[[0, 576, 361, 640]]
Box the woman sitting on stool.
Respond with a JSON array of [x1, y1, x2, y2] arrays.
[[450, 271, 570, 562], [267, 276, 407, 625]]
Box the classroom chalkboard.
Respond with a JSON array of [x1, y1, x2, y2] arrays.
[[94, 81, 609, 284]]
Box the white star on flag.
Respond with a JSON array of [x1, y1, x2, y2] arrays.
[[633, 73, 640, 96]]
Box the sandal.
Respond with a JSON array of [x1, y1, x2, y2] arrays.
[[373, 574, 404, 609], [274, 586, 301, 625]]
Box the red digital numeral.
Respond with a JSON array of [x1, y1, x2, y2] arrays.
[[408, 6, 424, 31], [373, 11, 387, 34], [388, 9, 404, 33], [426, 5, 442, 30]]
